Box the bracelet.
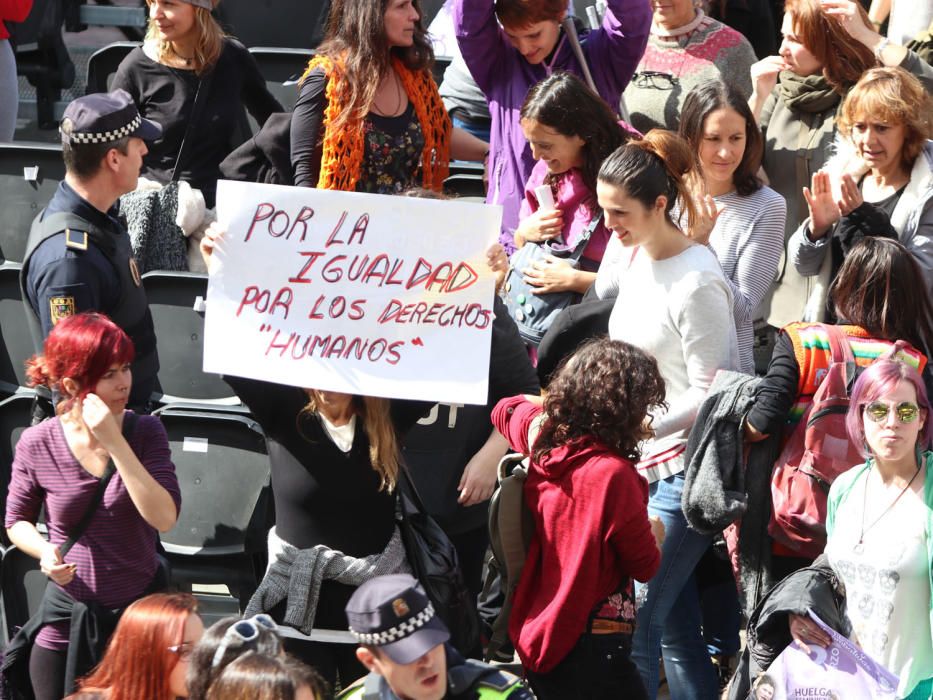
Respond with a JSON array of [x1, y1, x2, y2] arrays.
[[874, 36, 891, 62]]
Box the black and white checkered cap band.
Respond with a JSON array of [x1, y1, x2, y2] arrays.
[[350, 603, 436, 645], [63, 115, 142, 144]]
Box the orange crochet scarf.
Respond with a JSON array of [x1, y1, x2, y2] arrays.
[[302, 54, 451, 192]]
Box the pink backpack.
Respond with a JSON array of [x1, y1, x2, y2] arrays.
[[768, 325, 904, 559]]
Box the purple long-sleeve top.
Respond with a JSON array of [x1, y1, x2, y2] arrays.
[[453, 0, 651, 254], [5, 413, 181, 650]]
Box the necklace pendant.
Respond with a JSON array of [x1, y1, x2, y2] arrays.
[[854, 541, 864, 555]]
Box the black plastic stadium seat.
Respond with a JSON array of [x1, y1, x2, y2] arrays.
[[0, 143, 66, 264]]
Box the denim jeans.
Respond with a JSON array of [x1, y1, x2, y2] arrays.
[[632, 472, 719, 699]]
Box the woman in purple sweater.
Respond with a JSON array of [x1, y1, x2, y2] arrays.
[[4, 312, 181, 700], [453, 0, 651, 254]]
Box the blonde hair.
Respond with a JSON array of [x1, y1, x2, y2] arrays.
[[300, 394, 401, 491], [145, 0, 225, 75], [837, 67, 933, 171]]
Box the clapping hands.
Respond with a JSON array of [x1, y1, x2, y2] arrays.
[[802, 171, 863, 239]]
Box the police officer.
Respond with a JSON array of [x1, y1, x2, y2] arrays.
[[20, 90, 162, 413], [339, 574, 532, 700]]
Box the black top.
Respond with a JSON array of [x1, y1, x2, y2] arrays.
[[225, 377, 429, 626], [290, 67, 425, 192], [402, 298, 540, 534], [112, 39, 283, 208]]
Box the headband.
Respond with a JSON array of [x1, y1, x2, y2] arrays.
[[179, 0, 213, 9]]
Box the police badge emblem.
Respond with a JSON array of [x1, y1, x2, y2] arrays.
[[49, 296, 76, 325], [391, 598, 410, 618]]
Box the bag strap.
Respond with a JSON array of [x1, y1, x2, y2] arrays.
[[821, 323, 857, 387], [171, 69, 215, 182], [59, 413, 139, 557], [486, 413, 543, 660], [547, 211, 602, 263]]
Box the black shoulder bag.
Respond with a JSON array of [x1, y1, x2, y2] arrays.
[[397, 469, 481, 657]]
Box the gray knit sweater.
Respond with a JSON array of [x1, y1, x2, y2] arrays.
[[622, 11, 756, 133]]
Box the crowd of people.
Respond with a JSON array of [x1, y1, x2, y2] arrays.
[[1, 0, 933, 697]]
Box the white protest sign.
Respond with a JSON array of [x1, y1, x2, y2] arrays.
[[204, 180, 501, 404]]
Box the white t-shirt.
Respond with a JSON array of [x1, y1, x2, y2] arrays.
[[320, 413, 356, 453], [826, 468, 933, 698], [598, 241, 739, 482]]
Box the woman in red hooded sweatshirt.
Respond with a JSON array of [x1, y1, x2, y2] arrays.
[[492, 337, 666, 700], [0, 0, 31, 141]]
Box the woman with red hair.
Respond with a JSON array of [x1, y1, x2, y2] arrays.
[[68, 592, 203, 700], [2, 312, 181, 700]]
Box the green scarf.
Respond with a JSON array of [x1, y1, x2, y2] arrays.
[[778, 71, 841, 113]]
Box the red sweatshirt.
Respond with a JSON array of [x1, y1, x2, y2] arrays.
[[492, 395, 661, 673], [0, 0, 33, 40]]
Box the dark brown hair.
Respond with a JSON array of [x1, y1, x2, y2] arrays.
[[521, 72, 630, 198], [205, 653, 304, 700], [678, 81, 763, 197], [315, 0, 434, 130], [186, 617, 284, 700], [534, 337, 666, 463], [597, 129, 698, 231], [495, 0, 567, 28], [830, 237, 933, 356], [784, 0, 876, 93]]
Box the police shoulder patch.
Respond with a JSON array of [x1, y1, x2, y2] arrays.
[[64, 228, 89, 251], [49, 296, 76, 325]]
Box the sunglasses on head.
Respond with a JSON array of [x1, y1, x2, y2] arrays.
[[211, 613, 278, 668], [863, 401, 921, 424]]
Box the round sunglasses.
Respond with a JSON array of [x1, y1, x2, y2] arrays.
[[863, 401, 922, 424]]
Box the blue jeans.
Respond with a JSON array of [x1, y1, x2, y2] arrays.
[[452, 115, 491, 144], [633, 472, 719, 699]]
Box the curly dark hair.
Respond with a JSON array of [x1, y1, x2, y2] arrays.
[[533, 337, 666, 463]]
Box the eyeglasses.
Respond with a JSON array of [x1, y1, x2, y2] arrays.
[[631, 71, 680, 91], [211, 614, 278, 668], [168, 641, 194, 661], [863, 401, 921, 424]]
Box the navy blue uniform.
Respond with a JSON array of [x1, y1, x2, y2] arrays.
[[22, 181, 158, 408]]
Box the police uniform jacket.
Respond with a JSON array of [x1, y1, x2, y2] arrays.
[[20, 180, 158, 407]]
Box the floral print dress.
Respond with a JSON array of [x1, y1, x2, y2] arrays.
[[356, 103, 425, 195]]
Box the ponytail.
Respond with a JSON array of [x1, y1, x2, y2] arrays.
[[598, 129, 697, 232]]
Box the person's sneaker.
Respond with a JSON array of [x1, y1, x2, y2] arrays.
[[711, 653, 736, 692]]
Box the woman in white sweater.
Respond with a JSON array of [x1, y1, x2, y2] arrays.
[[595, 130, 739, 700]]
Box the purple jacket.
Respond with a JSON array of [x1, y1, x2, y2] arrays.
[[454, 0, 651, 254]]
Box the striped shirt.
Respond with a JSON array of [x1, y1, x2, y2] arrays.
[[708, 186, 786, 374], [5, 413, 180, 650]]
